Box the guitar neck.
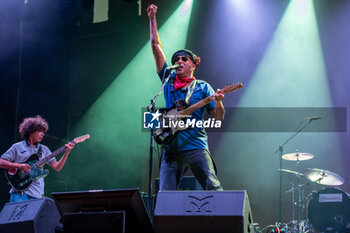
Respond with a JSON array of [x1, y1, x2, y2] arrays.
[[177, 83, 242, 118], [178, 95, 214, 117], [34, 143, 70, 167], [31, 134, 89, 168]]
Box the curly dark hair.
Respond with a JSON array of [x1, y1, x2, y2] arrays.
[[19, 115, 49, 140]]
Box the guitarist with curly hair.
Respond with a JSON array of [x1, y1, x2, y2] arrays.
[[0, 115, 75, 202]]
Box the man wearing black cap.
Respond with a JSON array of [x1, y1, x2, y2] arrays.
[[147, 4, 224, 191]]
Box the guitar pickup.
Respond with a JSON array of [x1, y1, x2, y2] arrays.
[[175, 99, 187, 111]]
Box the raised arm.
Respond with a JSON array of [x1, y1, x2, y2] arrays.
[[147, 4, 166, 73]]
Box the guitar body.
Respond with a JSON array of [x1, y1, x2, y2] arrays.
[[152, 107, 189, 145], [152, 83, 243, 145], [5, 153, 49, 191]]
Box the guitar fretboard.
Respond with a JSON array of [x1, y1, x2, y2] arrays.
[[177, 83, 242, 118], [34, 142, 72, 167], [178, 96, 213, 117]]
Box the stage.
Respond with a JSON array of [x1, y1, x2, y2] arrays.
[[0, 0, 349, 231]]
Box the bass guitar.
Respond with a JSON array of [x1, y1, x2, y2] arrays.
[[152, 83, 243, 145], [5, 134, 90, 191]]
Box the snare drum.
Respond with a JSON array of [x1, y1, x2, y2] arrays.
[[307, 187, 350, 232]]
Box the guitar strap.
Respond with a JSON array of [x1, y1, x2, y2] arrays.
[[37, 145, 43, 159], [185, 80, 197, 105]]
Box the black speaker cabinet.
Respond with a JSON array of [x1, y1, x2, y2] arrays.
[[0, 197, 60, 233], [154, 190, 254, 233], [63, 211, 125, 233], [52, 188, 154, 233]]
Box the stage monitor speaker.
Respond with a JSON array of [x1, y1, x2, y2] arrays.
[[52, 188, 154, 233], [0, 197, 60, 233], [63, 211, 125, 233], [154, 190, 254, 233]]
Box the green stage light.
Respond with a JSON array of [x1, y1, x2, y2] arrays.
[[68, 1, 193, 190], [239, 0, 330, 108], [213, 0, 342, 217]]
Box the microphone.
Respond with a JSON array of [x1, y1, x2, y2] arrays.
[[166, 64, 180, 70], [305, 116, 322, 121]]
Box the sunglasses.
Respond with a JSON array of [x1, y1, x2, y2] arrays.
[[174, 56, 189, 62]]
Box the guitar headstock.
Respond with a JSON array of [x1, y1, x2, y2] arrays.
[[73, 134, 90, 144], [222, 83, 243, 94]]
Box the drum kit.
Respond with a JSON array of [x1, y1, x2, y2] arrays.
[[275, 151, 350, 233]]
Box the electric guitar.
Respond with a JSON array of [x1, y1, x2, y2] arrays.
[[152, 83, 243, 145], [5, 134, 90, 191]]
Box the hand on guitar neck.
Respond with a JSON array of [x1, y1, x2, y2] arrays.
[[65, 141, 75, 152], [210, 89, 225, 120], [179, 83, 243, 119], [212, 88, 225, 102]]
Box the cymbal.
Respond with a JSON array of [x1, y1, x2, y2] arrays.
[[303, 168, 344, 186], [282, 152, 314, 161], [278, 169, 304, 176]]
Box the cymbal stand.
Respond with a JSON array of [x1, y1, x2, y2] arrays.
[[295, 151, 308, 231], [289, 180, 296, 221], [295, 152, 312, 232], [286, 180, 312, 233], [296, 151, 302, 222], [284, 151, 309, 233], [274, 118, 313, 222]]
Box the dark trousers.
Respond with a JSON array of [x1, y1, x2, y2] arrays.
[[159, 149, 223, 191]]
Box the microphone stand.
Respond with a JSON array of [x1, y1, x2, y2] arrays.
[[146, 69, 172, 221], [274, 118, 314, 223]]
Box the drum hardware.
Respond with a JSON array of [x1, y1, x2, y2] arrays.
[[278, 168, 308, 222], [267, 220, 315, 233], [269, 222, 287, 232], [279, 166, 347, 232], [285, 182, 311, 193], [289, 180, 297, 222], [281, 150, 314, 232], [277, 147, 347, 233], [285, 219, 314, 233], [278, 169, 304, 177], [274, 115, 319, 223], [282, 152, 314, 161], [285, 151, 308, 223], [286, 181, 313, 224], [303, 168, 344, 186], [307, 187, 350, 233], [281, 168, 345, 187]]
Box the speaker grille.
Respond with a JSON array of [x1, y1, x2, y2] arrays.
[[154, 190, 254, 233]]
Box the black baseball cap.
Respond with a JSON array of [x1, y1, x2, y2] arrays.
[[171, 49, 201, 67]]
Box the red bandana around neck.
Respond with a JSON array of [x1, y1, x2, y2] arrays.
[[173, 75, 195, 90]]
